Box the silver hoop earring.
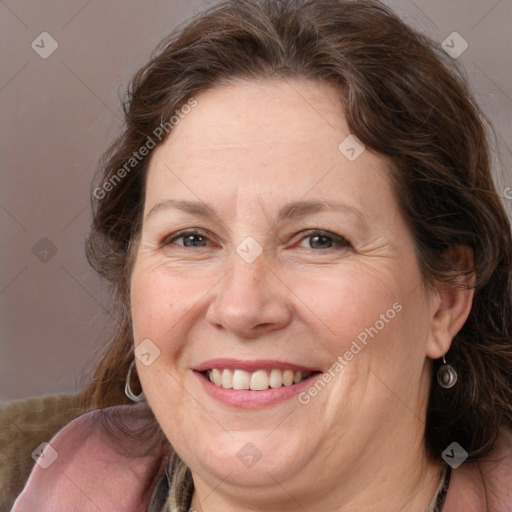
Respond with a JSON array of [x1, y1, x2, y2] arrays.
[[125, 360, 145, 402], [437, 356, 457, 389]]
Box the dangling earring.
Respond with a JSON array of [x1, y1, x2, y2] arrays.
[[437, 355, 457, 389], [125, 360, 145, 402]]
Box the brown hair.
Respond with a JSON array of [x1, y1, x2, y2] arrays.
[[82, 0, 512, 461]]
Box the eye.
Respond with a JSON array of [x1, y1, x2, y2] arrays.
[[297, 230, 351, 250], [163, 229, 213, 248]]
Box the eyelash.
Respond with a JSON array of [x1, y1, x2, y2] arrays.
[[296, 229, 352, 250], [161, 229, 212, 248], [162, 228, 352, 251]]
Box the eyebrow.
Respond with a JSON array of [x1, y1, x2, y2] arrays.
[[277, 200, 365, 223], [145, 198, 365, 224], [146, 199, 216, 220]]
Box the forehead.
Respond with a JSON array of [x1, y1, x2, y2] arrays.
[[158, 78, 347, 155], [144, 78, 393, 220]]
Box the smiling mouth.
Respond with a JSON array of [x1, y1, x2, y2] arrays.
[[202, 368, 319, 391]]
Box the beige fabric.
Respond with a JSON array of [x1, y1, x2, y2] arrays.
[[162, 450, 194, 512], [0, 394, 86, 512]]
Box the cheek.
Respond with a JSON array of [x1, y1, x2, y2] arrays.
[[289, 263, 428, 394], [130, 263, 209, 342], [129, 266, 198, 421], [290, 267, 403, 346]]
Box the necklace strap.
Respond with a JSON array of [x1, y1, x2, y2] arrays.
[[426, 466, 452, 512]]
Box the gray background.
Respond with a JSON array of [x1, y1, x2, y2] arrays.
[[1, 0, 511, 402]]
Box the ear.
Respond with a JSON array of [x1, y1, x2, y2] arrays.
[[426, 245, 475, 360]]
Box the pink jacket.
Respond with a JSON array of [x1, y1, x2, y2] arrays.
[[12, 405, 171, 512], [12, 405, 512, 511]]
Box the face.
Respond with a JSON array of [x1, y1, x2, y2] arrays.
[[130, 78, 437, 497]]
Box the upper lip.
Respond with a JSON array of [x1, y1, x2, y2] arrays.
[[194, 358, 319, 373]]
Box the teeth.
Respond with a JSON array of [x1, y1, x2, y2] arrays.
[[221, 369, 233, 388], [232, 370, 250, 390], [282, 370, 294, 386], [250, 369, 269, 390], [269, 368, 283, 388], [206, 368, 312, 391], [210, 368, 222, 386]]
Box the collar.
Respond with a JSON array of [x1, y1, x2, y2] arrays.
[[12, 405, 171, 512]]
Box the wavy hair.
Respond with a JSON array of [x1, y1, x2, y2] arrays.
[[82, 0, 512, 461]]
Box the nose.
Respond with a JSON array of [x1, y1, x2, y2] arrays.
[[205, 254, 292, 339]]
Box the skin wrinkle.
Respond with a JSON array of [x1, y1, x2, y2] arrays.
[[129, 78, 473, 512]]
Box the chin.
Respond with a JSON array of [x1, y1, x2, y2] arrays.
[[180, 428, 319, 487]]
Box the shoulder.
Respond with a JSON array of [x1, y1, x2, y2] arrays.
[[12, 403, 171, 512], [445, 426, 512, 512]]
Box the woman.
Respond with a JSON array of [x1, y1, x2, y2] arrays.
[[12, 0, 512, 510]]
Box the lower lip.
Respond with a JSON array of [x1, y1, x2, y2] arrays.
[[195, 371, 321, 409]]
